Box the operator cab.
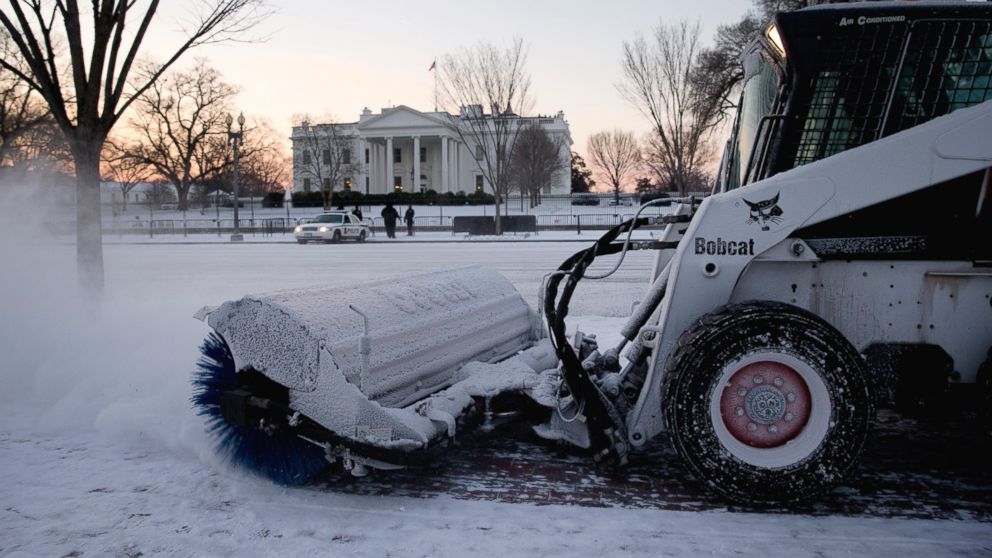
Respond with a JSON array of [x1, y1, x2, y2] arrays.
[[717, 1, 992, 192], [715, 2, 992, 262]]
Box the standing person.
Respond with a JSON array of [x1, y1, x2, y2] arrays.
[[352, 205, 363, 222], [381, 202, 399, 239], [404, 204, 415, 236]]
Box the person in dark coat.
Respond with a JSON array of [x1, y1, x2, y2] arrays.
[[352, 205, 363, 222], [404, 205, 415, 236], [381, 202, 400, 238]]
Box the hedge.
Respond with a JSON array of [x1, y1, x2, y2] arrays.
[[263, 189, 496, 208]]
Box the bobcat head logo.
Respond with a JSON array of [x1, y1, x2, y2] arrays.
[[744, 192, 783, 231]]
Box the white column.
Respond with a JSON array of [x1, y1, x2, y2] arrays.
[[385, 137, 394, 192], [369, 143, 376, 193], [370, 143, 377, 193], [451, 140, 462, 194], [358, 139, 367, 194], [380, 143, 387, 191], [441, 136, 449, 193], [377, 143, 385, 192], [413, 136, 421, 193]]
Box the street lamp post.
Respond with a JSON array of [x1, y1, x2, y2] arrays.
[[227, 111, 246, 242]]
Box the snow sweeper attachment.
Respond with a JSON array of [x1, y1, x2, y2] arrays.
[[192, 266, 564, 482]]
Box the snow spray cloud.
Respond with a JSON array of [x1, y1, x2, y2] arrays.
[[0, 176, 210, 455]]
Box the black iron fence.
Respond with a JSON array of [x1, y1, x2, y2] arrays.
[[98, 212, 658, 237], [91, 191, 705, 237], [105, 217, 296, 238]]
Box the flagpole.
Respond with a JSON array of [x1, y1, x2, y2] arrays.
[[433, 61, 438, 112]]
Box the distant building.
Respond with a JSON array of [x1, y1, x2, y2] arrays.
[[100, 181, 157, 205], [290, 105, 572, 196]]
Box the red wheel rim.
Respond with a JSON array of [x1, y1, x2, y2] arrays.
[[719, 360, 811, 448]]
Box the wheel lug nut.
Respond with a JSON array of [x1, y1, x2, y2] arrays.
[[747, 422, 757, 432], [753, 375, 764, 384], [773, 377, 784, 386], [787, 392, 796, 402]]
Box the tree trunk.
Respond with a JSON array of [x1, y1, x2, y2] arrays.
[[494, 193, 502, 235], [177, 183, 190, 211], [73, 145, 105, 295]]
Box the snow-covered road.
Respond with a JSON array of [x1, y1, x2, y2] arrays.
[[1, 239, 989, 557]]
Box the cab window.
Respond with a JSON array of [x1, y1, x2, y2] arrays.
[[726, 55, 780, 190]]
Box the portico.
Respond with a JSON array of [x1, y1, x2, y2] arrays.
[[291, 104, 572, 196], [358, 106, 465, 194]]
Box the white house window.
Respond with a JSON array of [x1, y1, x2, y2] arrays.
[[302, 150, 311, 164], [344, 177, 352, 190], [342, 149, 351, 164], [394, 148, 402, 163], [303, 178, 311, 192], [420, 147, 426, 162], [394, 176, 403, 192], [365, 148, 369, 164], [322, 177, 330, 190], [475, 145, 483, 160], [321, 149, 331, 165], [475, 175, 483, 192]]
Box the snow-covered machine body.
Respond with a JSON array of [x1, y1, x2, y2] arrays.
[[193, 1, 992, 503], [196, 267, 563, 463]]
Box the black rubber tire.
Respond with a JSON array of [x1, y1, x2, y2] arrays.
[[332, 230, 342, 243], [358, 230, 367, 242], [662, 300, 873, 505], [296, 240, 307, 245]]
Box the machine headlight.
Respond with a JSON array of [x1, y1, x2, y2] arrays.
[[294, 226, 302, 233], [765, 24, 786, 58], [319, 226, 330, 233]]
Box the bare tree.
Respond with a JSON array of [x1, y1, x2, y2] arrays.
[[619, 20, 723, 196], [102, 140, 150, 212], [144, 180, 175, 206], [587, 129, 640, 204], [292, 115, 359, 210], [0, 29, 67, 171], [241, 144, 288, 198], [0, 0, 268, 294], [696, 0, 811, 119], [237, 121, 288, 220], [124, 60, 237, 211], [642, 130, 716, 193], [509, 122, 565, 209], [437, 39, 532, 234]]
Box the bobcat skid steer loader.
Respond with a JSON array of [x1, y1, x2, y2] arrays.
[[193, 1, 992, 504]]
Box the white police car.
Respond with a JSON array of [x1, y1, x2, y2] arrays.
[[294, 212, 370, 244]]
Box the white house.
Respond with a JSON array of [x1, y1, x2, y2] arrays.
[[100, 181, 157, 205], [290, 105, 572, 196]]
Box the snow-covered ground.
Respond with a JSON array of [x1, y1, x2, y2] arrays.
[[1, 225, 989, 556]]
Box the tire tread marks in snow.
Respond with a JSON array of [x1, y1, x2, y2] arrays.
[[662, 300, 874, 505]]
